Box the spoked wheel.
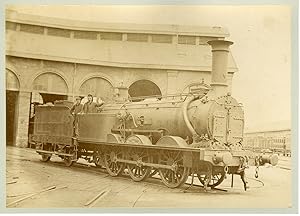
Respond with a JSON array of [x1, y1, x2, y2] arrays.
[[158, 151, 189, 188], [197, 172, 226, 188], [125, 135, 153, 182], [156, 136, 189, 188], [63, 156, 74, 167], [101, 134, 123, 169], [127, 149, 152, 181], [61, 146, 76, 167], [104, 147, 125, 177], [40, 154, 51, 162]]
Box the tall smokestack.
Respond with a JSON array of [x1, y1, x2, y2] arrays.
[[207, 40, 233, 97]]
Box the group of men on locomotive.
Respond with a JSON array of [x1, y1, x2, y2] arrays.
[[70, 94, 105, 135], [70, 94, 104, 115]]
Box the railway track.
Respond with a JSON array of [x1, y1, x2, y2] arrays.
[[41, 157, 269, 193], [10, 147, 290, 193]]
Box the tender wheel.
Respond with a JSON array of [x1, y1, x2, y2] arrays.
[[40, 154, 51, 162], [127, 149, 152, 182], [158, 151, 189, 188], [63, 156, 74, 167], [104, 148, 124, 176], [61, 146, 76, 167], [197, 172, 225, 188]]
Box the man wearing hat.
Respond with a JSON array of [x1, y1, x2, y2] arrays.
[[83, 94, 104, 114], [70, 96, 83, 136], [70, 96, 83, 115]]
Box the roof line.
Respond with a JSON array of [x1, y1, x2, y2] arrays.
[[6, 9, 230, 37], [244, 128, 291, 134]]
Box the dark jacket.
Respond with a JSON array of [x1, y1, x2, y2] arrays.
[[70, 103, 83, 115], [83, 101, 98, 114]]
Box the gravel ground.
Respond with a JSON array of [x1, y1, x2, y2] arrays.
[[5, 146, 293, 210]]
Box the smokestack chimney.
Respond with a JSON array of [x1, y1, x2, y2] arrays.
[[207, 40, 233, 97]]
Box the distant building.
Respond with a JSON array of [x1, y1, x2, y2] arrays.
[[244, 122, 291, 155], [5, 9, 238, 147]]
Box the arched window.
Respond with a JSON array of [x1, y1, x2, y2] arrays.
[[6, 69, 20, 91], [33, 72, 68, 94], [79, 77, 114, 101], [128, 80, 162, 100]]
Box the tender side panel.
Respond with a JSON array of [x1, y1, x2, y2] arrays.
[[32, 106, 73, 145], [78, 113, 118, 142]]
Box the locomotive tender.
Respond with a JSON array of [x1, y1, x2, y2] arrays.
[[32, 40, 278, 191]]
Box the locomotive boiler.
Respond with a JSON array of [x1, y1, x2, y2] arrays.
[[79, 41, 244, 148], [32, 40, 279, 191]]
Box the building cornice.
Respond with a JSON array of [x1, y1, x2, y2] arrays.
[[6, 9, 230, 37], [6, 50, 237, 73]]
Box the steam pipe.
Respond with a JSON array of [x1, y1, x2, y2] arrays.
[[182, 95, 199, 140]]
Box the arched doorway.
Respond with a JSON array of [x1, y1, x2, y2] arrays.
[[29, 72, 69, 146], [79, 77, 114, 102], [31, 72, 68, 112], [6, 69, 20, 146], [32, 72, 68, 102], [128, 79, 162, 101]]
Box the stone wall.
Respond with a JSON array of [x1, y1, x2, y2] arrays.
[[5, 11, 238, 147], [14, 91, 31, 147]]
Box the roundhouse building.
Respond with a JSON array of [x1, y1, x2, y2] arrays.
[[5, 9, 238, 148]]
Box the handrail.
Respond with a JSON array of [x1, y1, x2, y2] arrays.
[[127, 92, 206, 102]]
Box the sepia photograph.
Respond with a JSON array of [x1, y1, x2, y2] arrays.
[[3, 3, 297, 213]]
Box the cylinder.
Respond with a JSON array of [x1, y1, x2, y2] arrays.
[[207, 40, 233, 97]]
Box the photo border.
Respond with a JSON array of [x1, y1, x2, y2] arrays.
[[0, 0, 298, 213]]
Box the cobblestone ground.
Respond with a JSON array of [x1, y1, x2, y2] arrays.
[[6, 146, 292, 209]]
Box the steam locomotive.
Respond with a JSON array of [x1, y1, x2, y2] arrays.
[[31, 40, 278, 191]]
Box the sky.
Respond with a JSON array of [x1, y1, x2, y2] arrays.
[[7, 5, 292, 130]]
